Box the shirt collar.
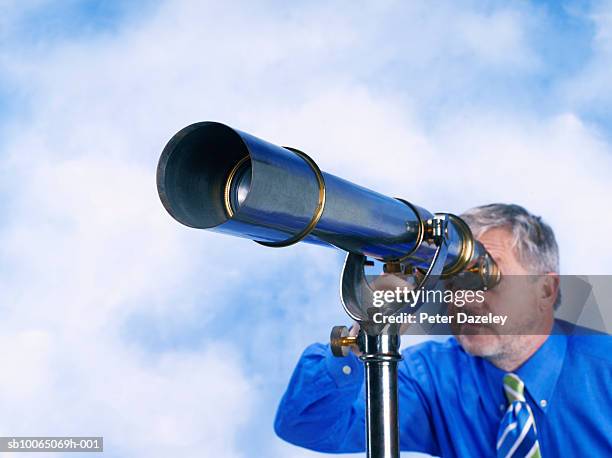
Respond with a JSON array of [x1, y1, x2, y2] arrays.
[[481, 322, 568, 413], [515, 328, 567, 412]]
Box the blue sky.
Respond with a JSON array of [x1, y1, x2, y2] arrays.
[[0, 1, 609, 132], [1, 1, 611, 457]]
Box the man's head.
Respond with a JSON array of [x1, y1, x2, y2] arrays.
[[452, 204, 560, 369]]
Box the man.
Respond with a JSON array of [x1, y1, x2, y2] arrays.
[[274, 204, 612, 457]]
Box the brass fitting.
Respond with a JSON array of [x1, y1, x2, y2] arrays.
[[330, 325, 358, 357]]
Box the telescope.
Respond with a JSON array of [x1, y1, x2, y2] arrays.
[[156, 121, 501, 458]]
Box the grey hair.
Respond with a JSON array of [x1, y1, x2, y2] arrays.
[[460, 203, 561, 308]]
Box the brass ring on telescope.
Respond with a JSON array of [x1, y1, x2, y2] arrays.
[[256, 147, 326, 248], [387, 197, 425, 263], [223, 155, 250, 218], [483, 252, 502, 288], [439, 213, 475, 277]]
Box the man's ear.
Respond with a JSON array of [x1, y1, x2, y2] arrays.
[[537, 273, 559, 312]]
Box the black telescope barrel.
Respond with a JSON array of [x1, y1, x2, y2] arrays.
[[156, 122, 475, 272]]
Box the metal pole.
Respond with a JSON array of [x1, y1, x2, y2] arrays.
[[360, 333, 402, 458]]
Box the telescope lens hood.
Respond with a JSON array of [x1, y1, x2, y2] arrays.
[[157, 122, 249, 229]]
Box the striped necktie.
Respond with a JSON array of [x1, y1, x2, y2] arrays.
[[496, 373, 541, 458]]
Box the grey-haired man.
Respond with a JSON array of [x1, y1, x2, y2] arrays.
[[275, 204, 612, 457]]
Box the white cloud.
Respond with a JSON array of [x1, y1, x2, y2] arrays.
[[0, 155, 257, 456], [1, 1, 611, 457], [0, 331, 253, 458]]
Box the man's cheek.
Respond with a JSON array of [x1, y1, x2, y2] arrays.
[[483, 289, 509, 312]]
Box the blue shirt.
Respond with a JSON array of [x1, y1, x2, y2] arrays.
[[274, 324, 612, 456]]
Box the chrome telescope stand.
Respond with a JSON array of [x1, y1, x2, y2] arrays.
[[362, 332, 402, 458], [330, 217, 450, 458]]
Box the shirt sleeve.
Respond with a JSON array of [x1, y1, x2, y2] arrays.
[[274, 342, 440, 455], [274, 342, 366, 452]]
